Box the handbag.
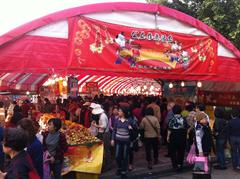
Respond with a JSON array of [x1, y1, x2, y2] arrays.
[[193, 156, 209, 173], [187, 144, 196, 164]]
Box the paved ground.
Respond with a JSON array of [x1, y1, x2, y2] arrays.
[[100, 145, 240, 179], [157, 168, 240, 179], [100, 145, 172, 179], [64, 145, 240, 179]]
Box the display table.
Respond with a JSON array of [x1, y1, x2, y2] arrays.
[[63, 142, 103, 177]]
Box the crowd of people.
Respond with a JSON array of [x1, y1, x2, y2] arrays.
[[0, 94, 239, 178]]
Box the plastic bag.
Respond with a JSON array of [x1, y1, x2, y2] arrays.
[[43, 152, 51, 179], [187, 144, 196, 164], [194, 156, 209, 173]]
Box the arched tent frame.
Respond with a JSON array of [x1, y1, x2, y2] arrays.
[[0, 2, 240, 92]]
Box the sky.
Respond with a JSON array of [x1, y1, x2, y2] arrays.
[[0, 0, 146, 36]]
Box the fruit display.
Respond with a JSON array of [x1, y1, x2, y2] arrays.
[[39, 113, 100, 146], [39, 113, 58, 131], [62, 120, 100, 146]]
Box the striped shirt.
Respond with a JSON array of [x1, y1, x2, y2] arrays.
[[112, 118, 130, 142]]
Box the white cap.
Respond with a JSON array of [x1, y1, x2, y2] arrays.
[[90, 102, 97, 109], [92, 104, 104, 115]]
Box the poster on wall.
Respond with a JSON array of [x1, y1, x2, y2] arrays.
[[68, 77, 79, 97], [68, 16, 217, 77]]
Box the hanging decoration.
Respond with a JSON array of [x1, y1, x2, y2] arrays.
[[68, 16, 217, 76]]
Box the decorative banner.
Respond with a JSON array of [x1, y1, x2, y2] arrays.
[[68, 77, 78, 97], [198, 91, 240, 106], [68, 17, 217, 76]]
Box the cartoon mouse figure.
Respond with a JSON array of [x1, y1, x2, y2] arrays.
[[115, 32, 126, 48]]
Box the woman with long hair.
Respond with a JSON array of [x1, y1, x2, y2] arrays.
[[111, 107, 132, 178]]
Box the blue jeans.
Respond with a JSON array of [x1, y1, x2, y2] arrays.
[[216, 138, 227, 167], [115, 141, 130, 173], [50, 162, 62, 179], [230, 136, 240, 168]]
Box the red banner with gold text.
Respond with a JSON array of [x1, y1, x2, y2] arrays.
[[68, 17, 217, 76]]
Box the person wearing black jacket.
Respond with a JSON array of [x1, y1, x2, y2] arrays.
[[0, 128, 40, 179], [229, 107, 240, 170], [213, 107, 228, 170], [167, 104, 188, 170]]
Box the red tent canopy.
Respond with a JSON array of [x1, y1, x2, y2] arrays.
[[0, 73, 48, 92], [76, 74, 161, 94]]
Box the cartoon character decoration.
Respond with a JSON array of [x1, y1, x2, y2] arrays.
[[180, 51, 190, 68], [113, 31, 191, 69], [114, 32, 137, 67], [166, 41, 190, 68], [115, 32, 126, 48], [171, 41, 182, 52], [130, 45, 141, 67]]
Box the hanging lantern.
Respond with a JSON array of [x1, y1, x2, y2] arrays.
[[63, 80, 67, 87], [197, 81, 202, 88], [181, 81, 185, 87], [169, 82, 173, 89]]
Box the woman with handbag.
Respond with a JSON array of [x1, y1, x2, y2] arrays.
[[43, 118, 68, 179], [192, 112, 213, 179], [140, 107, 160, 170]]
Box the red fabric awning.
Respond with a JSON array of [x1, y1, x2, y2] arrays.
[[0, 73, 49, 92]]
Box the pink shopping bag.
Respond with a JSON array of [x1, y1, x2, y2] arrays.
[[43, 152, 51, 179], [194, 156, 209, 173], [187, 144, 196, 164]]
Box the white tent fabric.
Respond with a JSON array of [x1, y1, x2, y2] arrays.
[[0, 0, 146, 36], [27, 11, 235, 58]]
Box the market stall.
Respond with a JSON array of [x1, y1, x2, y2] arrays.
[[39, 114, 103, 178]]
